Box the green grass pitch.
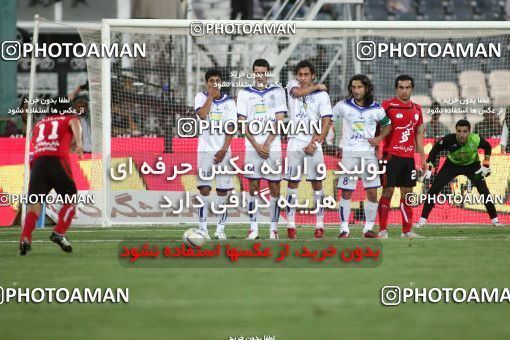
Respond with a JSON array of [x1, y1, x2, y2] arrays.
[[1, 225, 509, 339]]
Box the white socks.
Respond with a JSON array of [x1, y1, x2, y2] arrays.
[[197, 193, 209, 231], [269, 196, 280, 232], [248, 193, 259, 232], [314, 189, 324, 229], [286, 188, 297, 229], [339, 197, 351, 232], [216, 195, 228, 232], [363, 201, 378, 232]]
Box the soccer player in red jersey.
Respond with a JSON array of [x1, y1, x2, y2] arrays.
[[378, 75, 427, 239], [19, 100, 83, 255]]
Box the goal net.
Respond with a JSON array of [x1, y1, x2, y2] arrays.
[[20, 20, 510, 226]]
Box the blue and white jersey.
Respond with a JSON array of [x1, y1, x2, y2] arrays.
[[287, 79, 333, 143], [194, 92, 237, 152], [236, 85, 287, 152], [332, 98, 389, 152]]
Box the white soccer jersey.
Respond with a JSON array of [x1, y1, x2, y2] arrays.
[[332, 98, 389, 152], [194, 92, 237, 152], [236, 85, 287, 152], [286, 79, 333, 143]]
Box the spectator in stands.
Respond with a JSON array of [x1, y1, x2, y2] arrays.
[[3, 96, 28, 137], [231, 0, 253, 19], [318, 4, 340, 20], [474, 108, 503, 139], [500, 107, 510, 154], [3, 119, 20, 137], [278, 0, 309, 19], [73, 93, 92, 153], [111, 97, 141, 137], [387, 0, 411, 13], [72, 0, 89, 7], [132, 0, 183, 19], [424, 101, 450, 139]]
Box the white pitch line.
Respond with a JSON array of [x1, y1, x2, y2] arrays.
[[0, 229, 185, 235], [67, 229, 185, 233], [0, 239, 126, 244], [1, 226, 508, 235], [0, 237, 509, 244]]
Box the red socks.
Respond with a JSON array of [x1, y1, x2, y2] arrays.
[[378, 196, 390, 231], [400, 198, 413, 234], [21, 204, 75, 243], [21, 211, 38, 242], [54, 204, 76, 235]]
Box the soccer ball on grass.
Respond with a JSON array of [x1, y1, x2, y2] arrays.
[[182, 228, 207, 248]]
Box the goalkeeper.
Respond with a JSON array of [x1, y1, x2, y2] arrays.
[[417, 119, 501, 226]]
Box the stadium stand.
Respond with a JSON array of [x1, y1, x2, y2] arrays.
[[432, 81, 460, 104]]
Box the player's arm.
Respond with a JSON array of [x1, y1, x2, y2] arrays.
[[425, 134, 450, 166], [317, 93, 333, 144], [311, 92, 333, 143], [316, 116, 332, 143], [214, 127, 234, 164], [290, 83, 327, 98], [262, 88, 287, 154], [479, 136, 492, 159], [214, 104, 236, 164], [70, 118, 83, 159], [68, 82, 88, 101], [240, 116, 268, 159], [263, 112, 284, 151], [413, 105, 427, 169], [419, 134, 449, 181], [415, 125, 427, 170], [475, 136, 493, 177], [305, 116, 331, 156], [196, 87, 221, 120], [368, 115, 391, 146]]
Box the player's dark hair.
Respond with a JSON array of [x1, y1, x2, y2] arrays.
[[348, 74, 374, 107], [394, 74, 414, 89], [73, 93, 89, 103], [252, 58, 270, 71], [19, 95, 28, 109], [205, 69, 222, 81], [294, 59, 315, 76], [49, 98, 71, 116], [455, 119, 471, 130], [431, 101, 441, 110]]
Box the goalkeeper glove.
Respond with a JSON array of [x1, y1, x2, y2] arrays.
[[419, 162, 434, 182], [475, 160, 491, 178]]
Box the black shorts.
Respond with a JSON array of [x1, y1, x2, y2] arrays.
[[381, 153, 417, 188], [28, 156, 77, 198]]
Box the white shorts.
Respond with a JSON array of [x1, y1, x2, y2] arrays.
[[197, 151, 234, 191], [244, 150, 282, 182], [284, 138, 325, 182], [336, 151, 381, 191]]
